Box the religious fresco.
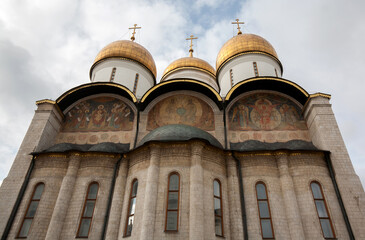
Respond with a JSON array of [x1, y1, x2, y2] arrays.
[[228, 93, 307, 131], [147, 95, 215, 131], [63, 97, 134, 132]]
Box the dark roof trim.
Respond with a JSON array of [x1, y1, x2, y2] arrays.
[[230, 140, 318, 152], [34, 142, 130, 155], [225, 77, 309, 105], [32, 139, 327, 157], [140, 78, 223, 111], [138, 124, 223, 149], [56, 82, 137, 112]]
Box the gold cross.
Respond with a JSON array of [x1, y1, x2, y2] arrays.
[[232, 19, 244, 35], [186, 35, 198, 57], [129, 24, 141, 41]]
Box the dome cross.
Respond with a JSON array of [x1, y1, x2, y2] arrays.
[[129, 24, 141, 41], [186, 34, 198, 57], [232, 19, 244, 35]]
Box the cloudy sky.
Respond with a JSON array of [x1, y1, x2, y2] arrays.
[[0, 0, 364, 187]]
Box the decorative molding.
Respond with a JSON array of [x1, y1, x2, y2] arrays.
[[225, 77, 309, 101], [309, 93, 331, 99], [303, 92, 332, 111], [57, 82, 137, 103], [35, 99, 64, 118], [36, 99, 56, 105], [141, 79, 222, 103]]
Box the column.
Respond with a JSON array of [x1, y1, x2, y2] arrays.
[[0, 101, 62, 234], [189, 143, 204, 240], [276, 153, 305, 240], [140, 145, 160, 240], [45, 154, 80, 240], [304, 96, 365, 238], [226, 155, 244, 240], [106, 158, 128, 240]]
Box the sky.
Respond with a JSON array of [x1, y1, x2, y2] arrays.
[[0, 0, 364, 187]]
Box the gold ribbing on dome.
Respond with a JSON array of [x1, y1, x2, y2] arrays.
[[186, 34, 198, 57], [91, 40, 157, 78], [129, 24, 141, 42], [216, 33, 279, 72], [232, 19, 244, 35]]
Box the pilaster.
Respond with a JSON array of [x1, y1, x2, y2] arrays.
[[276, 153, 305, 240], [45, 154, 80, 240], [0, 101, 62, 235], [189, 142, 205, 240], [226, 154, 244, 240], [140, 145, 160, 240], [107, 157, 128, 240], [304, 96, 365, 238]]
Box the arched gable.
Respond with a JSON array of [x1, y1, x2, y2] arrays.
[[225, 77, 309, 105], [56, 82, 137, 112], [146, 93, 216, 131], [226, 91, 311, 150], [140, 79, 222, 111], [227, 91, 306, 132], [56, 94, 136, 146], [62, 95, 135, 132]]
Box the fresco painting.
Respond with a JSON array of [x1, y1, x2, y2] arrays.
[[63, 97, 134, 132], [147, 95, 215, 131], [229, 93, 306, 131]]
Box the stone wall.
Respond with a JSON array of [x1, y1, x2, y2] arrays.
[[1, 141, 358, 240]]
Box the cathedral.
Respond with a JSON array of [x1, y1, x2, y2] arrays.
[[0, 21, 364, 240]]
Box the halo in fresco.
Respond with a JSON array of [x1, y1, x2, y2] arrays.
[[147, 95, 215, 131], [228, 93, 307, 131], [63, 97, 134, 132]]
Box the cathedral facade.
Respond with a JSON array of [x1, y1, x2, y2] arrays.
[[0, 25, 364, 240]]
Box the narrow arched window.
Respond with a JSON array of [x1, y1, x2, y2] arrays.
[[17, 183, 45, 238], [133, 73, 139, 94], [165, 173, 180, 231], [310, 181, 335, 239], [256, 182, 274, 239], [253, 62, 259, 77], [124, 179, 138, 237], [230, 69, 234, 87], [77, 182, 99, 238], [274, 68, 278, 77], [214, 179, 224, 236], [110, 67, 116, 82]]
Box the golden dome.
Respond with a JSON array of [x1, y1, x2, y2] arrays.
[[216, 34, 279, 73], [91, 40, 157, 78], [162, 57, 215, 80]]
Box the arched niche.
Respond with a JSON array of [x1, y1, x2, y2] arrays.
[[226, 91, 311, 148], [56, 94, 137, 146], [145, 93, 216, 132]]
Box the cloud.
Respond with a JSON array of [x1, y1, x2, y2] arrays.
[[0, 0, 190, 181], [240, 0, 365, 181], [0, 30, 60, 179]]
